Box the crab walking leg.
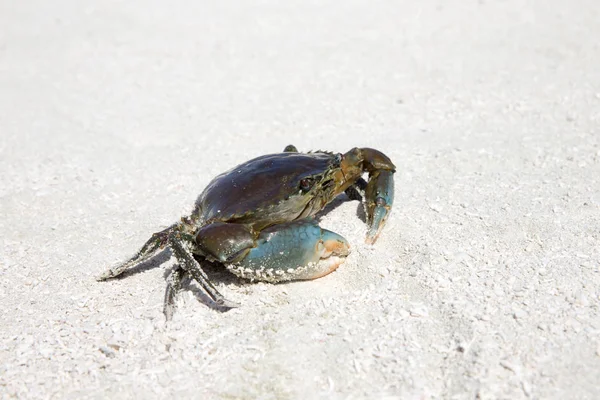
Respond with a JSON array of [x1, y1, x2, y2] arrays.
[[97, 223, 178, 281], [168, 237, 240, 309], [164, 265, 184, 321], [227, 220, 350, 282]]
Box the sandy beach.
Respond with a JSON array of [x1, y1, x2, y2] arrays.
[[1, 0, 599, 398]]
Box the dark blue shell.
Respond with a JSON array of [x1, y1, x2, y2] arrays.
[[195, 152, 338, 229]]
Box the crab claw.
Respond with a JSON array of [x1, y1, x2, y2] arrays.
[[229, 219, 350, 282], [365, 170, 394, 244], [312, 229, 352, 279], [340, 148, 395, 244]]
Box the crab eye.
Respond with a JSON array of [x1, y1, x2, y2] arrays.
[[334, 153, 343, 166], [299, 178, 313, 191]]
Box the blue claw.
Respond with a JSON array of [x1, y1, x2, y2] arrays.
[[229, 220, 350, 282], [365, 170, 394, 244]]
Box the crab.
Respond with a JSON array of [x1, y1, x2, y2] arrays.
[[98, 145, 395, 319]]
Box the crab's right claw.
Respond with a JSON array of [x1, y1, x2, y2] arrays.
[[358, 148, 395, 245], [365, 170, 394, 244]]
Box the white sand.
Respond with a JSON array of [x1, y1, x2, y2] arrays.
[[1, 0, 599, 398]]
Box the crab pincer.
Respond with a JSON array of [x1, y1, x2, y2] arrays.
[[206, 219, 351, 282], [336, 148, 396, 244], [361, 149, 395, 244]]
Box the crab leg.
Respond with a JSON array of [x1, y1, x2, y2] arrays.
[[99, 223, 239, 314], [167, 234, 240, 309], [97, 223, 178, 281], [164, 264, 184, 321]]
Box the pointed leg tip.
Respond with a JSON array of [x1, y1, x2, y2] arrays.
[[163, 307, 175, 322], [215, 298, 241, 310], [96, 272, 112, 281]]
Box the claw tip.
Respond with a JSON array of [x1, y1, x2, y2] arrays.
[[365, 235, 378, 245], [215, 299, 241, 309]]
